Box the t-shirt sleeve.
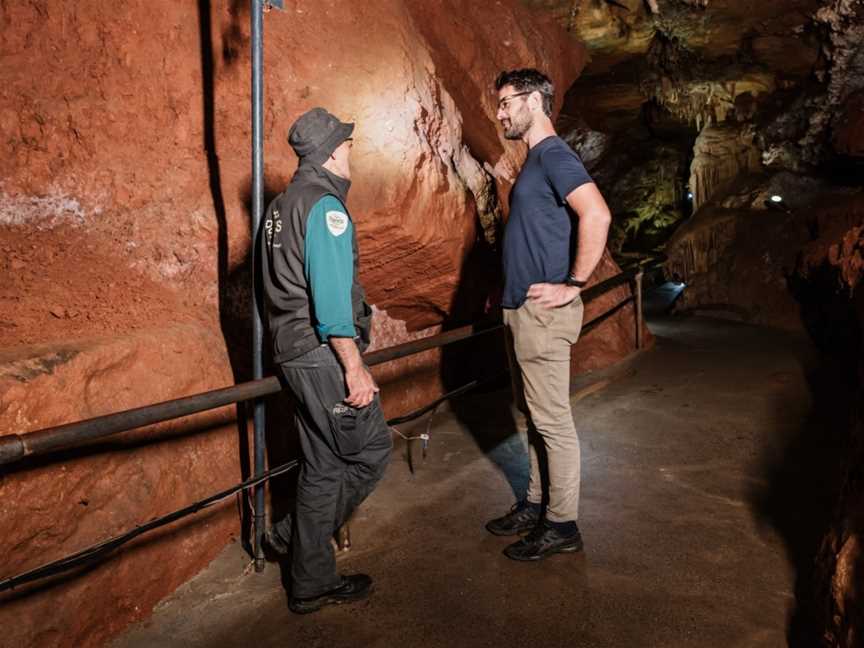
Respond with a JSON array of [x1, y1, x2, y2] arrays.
[[540, 144, 593, 205], [304, 195, 356, 341]]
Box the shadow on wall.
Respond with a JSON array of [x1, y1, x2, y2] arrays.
[[750, 261, 864, 647], [243, 180, 304, 564], [197, 0, 259, 557], [439, 217, 528, 502]]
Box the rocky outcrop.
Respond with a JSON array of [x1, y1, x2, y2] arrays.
[[688, 124, 762, 211], [798, 0, 864, 164], [663, 173, 848, 330], [0, 325, 240, 648], [605, 142, 690, 252]]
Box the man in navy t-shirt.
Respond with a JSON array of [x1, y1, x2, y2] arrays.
[[485, 69, 612, 561]]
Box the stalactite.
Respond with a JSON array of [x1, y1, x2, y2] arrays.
[[666, 215, 737, 283], [688, 124, 762, 211]]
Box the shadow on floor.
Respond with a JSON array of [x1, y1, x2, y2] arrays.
[[438, 237, 527, 503]]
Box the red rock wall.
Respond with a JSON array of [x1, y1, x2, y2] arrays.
[[0, 2, 642, 646], [0, 325, 241, 648]]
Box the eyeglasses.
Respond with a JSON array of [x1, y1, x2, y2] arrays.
[[497, 91, 532, 111]]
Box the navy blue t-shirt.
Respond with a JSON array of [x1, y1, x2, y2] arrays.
[[502, 136, 593, 309]]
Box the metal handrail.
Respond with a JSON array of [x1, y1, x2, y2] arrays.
[[0, 260, 657, 467]]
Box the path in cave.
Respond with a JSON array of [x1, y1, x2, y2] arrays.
[[115, 315, 819, 648]]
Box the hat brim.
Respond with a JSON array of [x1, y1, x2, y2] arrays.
[[306, 120, 355, 165]]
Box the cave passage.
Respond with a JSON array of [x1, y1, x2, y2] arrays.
[[3, 0, 863, 645], [114, 311, 819, 648]]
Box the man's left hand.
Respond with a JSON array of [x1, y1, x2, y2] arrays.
[[527, 282, 580, 309]]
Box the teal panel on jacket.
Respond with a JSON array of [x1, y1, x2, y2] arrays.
[[304, 195, 356, 340]]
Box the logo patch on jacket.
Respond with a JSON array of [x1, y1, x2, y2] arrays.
[[326, 211, 349, 236]]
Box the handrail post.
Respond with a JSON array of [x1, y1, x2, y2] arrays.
[[251, 0, 267, 573], [634, 270, 644, 349]]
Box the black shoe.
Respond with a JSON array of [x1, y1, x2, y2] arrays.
[[288, 574, 373, 614], [486, 500, 542, 536], [503, 520, 583, 561], [263, 516, 292, 556]]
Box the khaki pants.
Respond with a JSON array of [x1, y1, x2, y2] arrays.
[[504, 296, 584, 522]]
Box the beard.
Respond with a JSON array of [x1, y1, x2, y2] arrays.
[[502, 108, 532, 140]]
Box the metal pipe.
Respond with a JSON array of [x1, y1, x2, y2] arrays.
[[0, 378, 283, 466], [0, 264, 654, 468], [635, 271, 644, 349], [364, 321, 503, 366], [250, 0, 267, 573], [582, 296, 635, 334]]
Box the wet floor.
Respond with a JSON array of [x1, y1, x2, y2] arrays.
[[114, 316, 816, 648]]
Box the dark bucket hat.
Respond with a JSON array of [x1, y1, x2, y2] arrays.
[[288, 107, 354, 165]]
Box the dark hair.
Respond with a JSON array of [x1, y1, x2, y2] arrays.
[[495, 68, 554, 117]]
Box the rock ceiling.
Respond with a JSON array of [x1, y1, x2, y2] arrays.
[[524, 0, 864, 251]]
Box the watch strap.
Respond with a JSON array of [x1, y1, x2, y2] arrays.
[[565, 275, 587, 288]]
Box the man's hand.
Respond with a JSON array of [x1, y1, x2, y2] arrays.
[[527, 282, 581, 309], [329, 336, 379, 407], [343, 365, 379, 408]]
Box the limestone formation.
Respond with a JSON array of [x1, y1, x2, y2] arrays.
[[688, 124, 762, 211]]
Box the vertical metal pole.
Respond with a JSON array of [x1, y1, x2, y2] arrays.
[[251, 0, 267, 573], [635, 270, 644, 350]]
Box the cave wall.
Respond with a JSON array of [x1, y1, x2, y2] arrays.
[[799, 193, 864, 648], [664, 171, 832, 329], [0, 2, 644, 646]]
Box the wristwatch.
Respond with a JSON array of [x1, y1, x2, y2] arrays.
[[564, 274, 587, 288]]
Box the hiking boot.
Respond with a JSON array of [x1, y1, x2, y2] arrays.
[[503, 520, 584, 561], [288, 574, 373, 614], [485, 500, 541, 536]]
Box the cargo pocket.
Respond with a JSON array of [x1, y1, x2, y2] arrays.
[[328, 399, 381, 457]]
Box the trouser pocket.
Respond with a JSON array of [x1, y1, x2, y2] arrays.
[[328, 398, 385, 457]]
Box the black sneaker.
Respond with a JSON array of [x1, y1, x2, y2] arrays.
[[263, 516, 292, 556], [485, 500, 541, 536], [503, 520, 583, 561], [288, 574, 373, 614]]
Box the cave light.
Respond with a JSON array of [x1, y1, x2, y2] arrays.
[[770, 194, 783, 203]]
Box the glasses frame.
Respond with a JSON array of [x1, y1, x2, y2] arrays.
[[497, 90, 532, 111]]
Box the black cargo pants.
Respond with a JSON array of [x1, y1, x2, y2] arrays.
[[279, 345, 392, 598]]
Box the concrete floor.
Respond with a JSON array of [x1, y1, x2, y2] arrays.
[[115, 316, 816, 648]]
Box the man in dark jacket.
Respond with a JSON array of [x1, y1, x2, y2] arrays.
[[260, 107, 392, 614]]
